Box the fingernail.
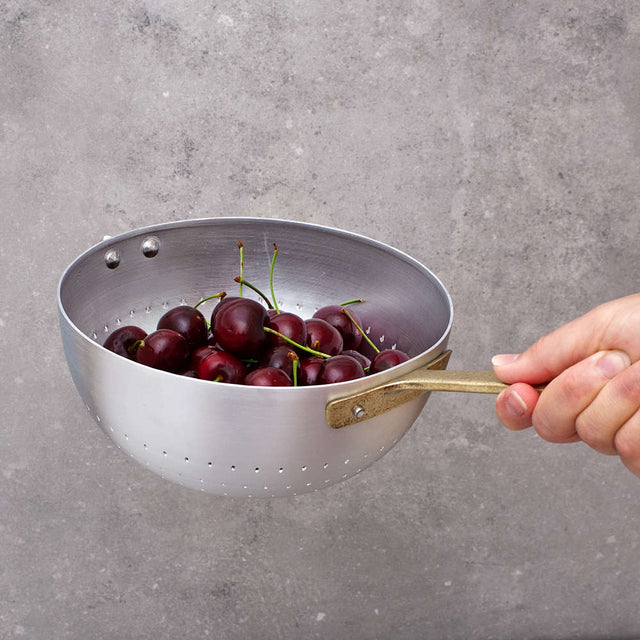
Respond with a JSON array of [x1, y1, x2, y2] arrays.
[[596, 351, 630, 378], [492, 354, 520, 367], [504, 389, 528, 417]]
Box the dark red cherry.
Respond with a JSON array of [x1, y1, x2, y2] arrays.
[[342, 349, 371, 371], [135, 329, 190, 372], [313, 305, 363, 350], [198, 350, 246, 384], [189, 345, 215, 370], [157, 305, 208, 349], [267, 312, 307, 349], [318, 354, 365, 384], [305, 318, 343, 356], [180, 370, 199, 378], [369, 349, 410, 374], [210, 296, 241, 328], [259, 345, 298, 379], [103, 325, 147, 360], [244, 367, 292, 386], [213, 298, 269, 358], [299, 356, 325, 386]]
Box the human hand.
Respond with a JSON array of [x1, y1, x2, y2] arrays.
[[492, 294, 640, 476]]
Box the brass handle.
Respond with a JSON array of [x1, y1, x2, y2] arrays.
[[325, 350, 542, 429]]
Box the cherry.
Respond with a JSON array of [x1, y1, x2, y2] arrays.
[[189, 345, 215, 370], [103, 325, 147, 360], [369, 348, 410, 374], [267, 311, 307, 349], [342, 349, 371, 371], [213, 298, 269, 358], [318, 354, 365, 384], [304, 318, 343, 356], [259, 345, 298, 379], [299, 356, 325, 386], [180, 370, 199, 378], [244, 367, 292, 386], [198, 350, 246, 384], [313, 305, 363, 350], [157, 305, 208, 350], [135, 329, 190, 373], [210, 295, 241, 328]]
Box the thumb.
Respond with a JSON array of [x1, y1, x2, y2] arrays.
[[491, 306, 617, 385]]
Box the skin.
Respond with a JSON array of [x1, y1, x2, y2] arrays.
[[492, 293, 640, 477]]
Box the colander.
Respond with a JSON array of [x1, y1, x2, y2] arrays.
[[58, 217, 510, 497]]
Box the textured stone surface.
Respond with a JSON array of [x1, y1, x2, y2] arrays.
[[2, 1, 640, 638]]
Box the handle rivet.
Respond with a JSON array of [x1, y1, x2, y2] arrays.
[[104, 249, 120, 269], [141, 236, 160, 257], [352, 405, 366, 419]]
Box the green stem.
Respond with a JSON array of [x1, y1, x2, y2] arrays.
[[263, 327, 331, 359], [287, 351, 300, 387], [342, 307, 380, 354], [291, 354, 299, 387], [270, 243, 280, 314], [234, 277, 274, 309], [129, 339, 145, 354], [340, 298, 365, 306], [213, 375, 223, 383], [238, 241, 244, 297], [194, 291, 227, 309]]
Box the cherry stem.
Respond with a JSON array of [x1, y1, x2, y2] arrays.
[[340, 298, 365, 306], [263, 327, 331, 358], [213, 375, 223, 383], [287, 351, 299, 387], [193, 291, 227, 309], [234, 277, 274, 309], [270, 243, 280, 314], [129, 339, 144, 354], [342, 308, 380, 354], [238, 241, 244, 297]]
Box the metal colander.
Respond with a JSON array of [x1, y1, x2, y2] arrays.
[[58, 217, 458, 497]]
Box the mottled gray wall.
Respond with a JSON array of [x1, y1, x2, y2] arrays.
[[2, 1, 640, 639]]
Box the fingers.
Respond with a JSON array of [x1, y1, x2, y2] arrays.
[[495, 350, 632, 445], [495, 383, 540, 431], [576, 359, 640, 455], [616, 417, 640, 476]]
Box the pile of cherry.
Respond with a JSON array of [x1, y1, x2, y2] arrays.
[[102, 246, 410, 386]]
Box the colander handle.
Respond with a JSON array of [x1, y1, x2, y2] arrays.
[[325, 350, 545, 429]]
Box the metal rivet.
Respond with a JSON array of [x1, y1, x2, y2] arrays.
[[141, 236, 160, 258], [104, 249, 120, 269], [352, 405, 366, 419]]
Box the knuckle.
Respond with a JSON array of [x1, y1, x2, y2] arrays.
[[614, 423, 640, 460], [531, 407, 562, 443], [556, 366, 589, 405], [613, 367, 640, 402], [575, 412, 613, 453]]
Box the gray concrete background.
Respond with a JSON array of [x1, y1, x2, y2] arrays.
[[2, 1, 640, 638]]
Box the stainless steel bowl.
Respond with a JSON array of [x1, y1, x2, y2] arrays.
[[58, 218, 453, 497]]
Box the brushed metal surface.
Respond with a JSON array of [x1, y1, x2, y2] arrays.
[[58, 217, 453, 496]]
